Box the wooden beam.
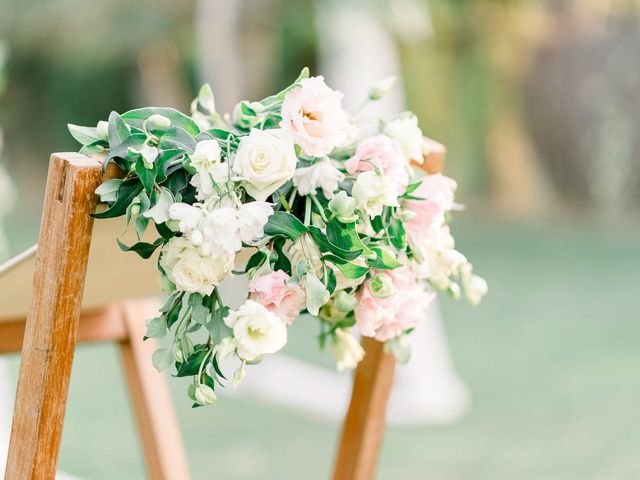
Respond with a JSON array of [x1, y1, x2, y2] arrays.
[[5, 153, 103, 480], [0, 306, 128, 354], [117, 299, 191, 480], [332, 338, 396, 480]]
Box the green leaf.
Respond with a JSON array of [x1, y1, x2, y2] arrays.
[[387, 218, 406, 249], [322, 255, 370, 279], [145, 315, 167, 339], [402, 181, 422, 197], [158, 126, 197, 152], [93, 178, 143, 219], [152, 347, 174, 372], [95, 179, 123, 203], [242, 249, 268, 274], [207, 307, 232, 344], [122, 107, 201, 136], [175, 347, 208, 377], [108, 111, 130, 148], [367, 247, 402, 270], [271, 236, 292, 273], [188, 293, 210, 326], [264, 211, 308, 240], [326, 220, 374, 257], [117, 237, 164, 259], [144, 187, 174, 224], [135, 157, 158, 195], [308, 226, 361, 261], [67, 124, 100, 145], [304, 272, 329, 316]]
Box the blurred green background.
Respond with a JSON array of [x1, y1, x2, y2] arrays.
[[1, 0, 639, 478]]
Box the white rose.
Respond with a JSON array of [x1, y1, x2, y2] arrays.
[[351, 171, 399, 218], [331, 329, 365, 372], [237, 201, 274, 244], [293, 157, 344, 198], [224, 299, 287, 361], [233, 128, 297, 201], [190, 139, 222, 173], [160, 237, 234, 295], [384, 114, 424, 163]]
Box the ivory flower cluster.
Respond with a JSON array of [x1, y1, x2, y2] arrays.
[[69, 68, 486, 407]]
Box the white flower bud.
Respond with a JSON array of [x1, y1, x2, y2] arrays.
[[148, 114, 171, 129], [190, 229, 204, 246], [194, 384, 217, 406], [464, 274, 488, 306], [96, 120, 109, 140], [331, 329, 365, 372], [233, 362, 247, 387], [369, 273, 395, 299], [335, 290, 357, 313], [329, 191, 357, 222], [368, 75, 397, 100], [401, 209, 417, 222], [448, 282, 461, 299]]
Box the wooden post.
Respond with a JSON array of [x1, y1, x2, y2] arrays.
[[117, 300, 191, 480], [5, 153, 102, 479], [333, 141, 447, 480], [333, 338, 396, 480]]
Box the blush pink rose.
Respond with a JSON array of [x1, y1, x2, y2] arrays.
[[345, 135, 409, 196], [404, 173, 457, 245], [248, 270, 306, 325], [355, 267, 435, 341], [281, 76, 349, 157]]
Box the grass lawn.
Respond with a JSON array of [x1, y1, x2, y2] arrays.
[[5, 220, 640, 479]]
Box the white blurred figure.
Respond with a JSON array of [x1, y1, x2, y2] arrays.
[[198, 0, 469, 425]]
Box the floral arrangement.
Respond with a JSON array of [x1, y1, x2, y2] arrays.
[[68, 69, 486, 407]]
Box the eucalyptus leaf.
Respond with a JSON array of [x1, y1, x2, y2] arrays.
[[95, 179, 123, 203], [304, 272, 330, 316], [67, 124, 100, 145], [152, 347, 174, 372], [145, 315, 167, 339], [144, 187, 174, 224]]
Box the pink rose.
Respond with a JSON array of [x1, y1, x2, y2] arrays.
[[404, 173, 457, 245], [281, 76, 349, 157], [355, 267, 435, 341], [248, 270, 306, 325], [345, 135, 409, 195]]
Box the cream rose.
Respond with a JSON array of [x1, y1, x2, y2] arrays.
[[233, 128, 297, 201], [224, 299, 288, 361], [160, 237, 234, 296]]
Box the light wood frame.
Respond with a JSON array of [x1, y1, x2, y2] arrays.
[[3, 153, 190, 480]]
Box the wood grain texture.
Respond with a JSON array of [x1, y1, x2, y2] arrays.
[[5, 153, 103, 479], [0, 305, 127, 354], [117, 299, 191, 480], [333, 337, 396, 480], [333, 140, 446, 480]]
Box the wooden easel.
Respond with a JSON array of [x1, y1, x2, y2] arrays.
[[1, 153, 190, 479], [3, 141, 445, 479]]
